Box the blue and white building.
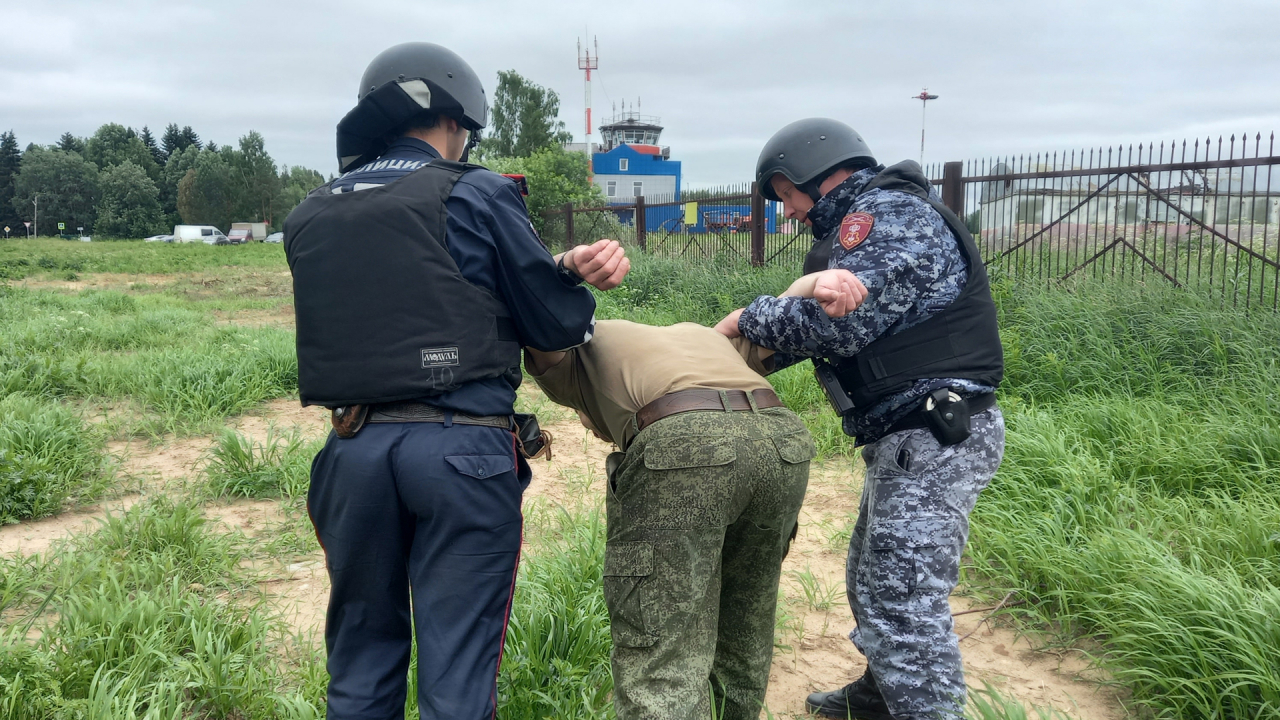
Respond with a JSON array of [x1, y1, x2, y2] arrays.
[[591, 112, 681, 204]]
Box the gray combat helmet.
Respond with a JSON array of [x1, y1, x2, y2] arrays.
[[336, 42, 489, 172], [756, 118, 876, 202]]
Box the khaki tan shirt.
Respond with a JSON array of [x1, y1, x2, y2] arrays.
[[527, 319, 776, 448]]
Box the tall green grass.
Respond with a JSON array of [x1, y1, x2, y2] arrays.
[[0, 394, 109, 524], [202, 429, 320, 499], [970, 278, 1280, 720], [0, 286, 297, 433], [0, 496, 324, 719]]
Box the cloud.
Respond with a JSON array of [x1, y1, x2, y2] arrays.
[[3, 0, 1277, 184]]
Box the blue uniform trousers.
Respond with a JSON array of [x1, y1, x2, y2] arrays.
[[308, 422, 528, 720]]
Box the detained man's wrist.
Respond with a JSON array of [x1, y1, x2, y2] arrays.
[[556, 252, 585, 286]]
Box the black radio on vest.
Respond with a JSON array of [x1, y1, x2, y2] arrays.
[[284, 160, 520, 408], [804, 162, 1004, 415]]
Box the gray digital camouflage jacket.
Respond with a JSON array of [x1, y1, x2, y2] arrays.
[[737, 163, 995, 443]]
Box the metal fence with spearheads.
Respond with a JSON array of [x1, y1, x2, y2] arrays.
[[543, 132, 1280, 310]]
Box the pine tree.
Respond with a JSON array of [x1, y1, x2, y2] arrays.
[[162, 124, 202, 157], [56, 132, 86, 155], [140, 126, 166, 166], [161, 123, 183, 157], [179, 126, 201, 151], [0, 130, 22, 230]]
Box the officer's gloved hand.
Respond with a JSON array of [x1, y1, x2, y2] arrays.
[[561, 239, 631, 290]]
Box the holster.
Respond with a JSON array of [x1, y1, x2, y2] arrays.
[[331, 404, 369, 439], [513, 413, 553, 460]]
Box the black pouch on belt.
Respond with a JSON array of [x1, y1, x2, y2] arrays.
[[921, 388, 971, 446], [514, 413, 553, 460]]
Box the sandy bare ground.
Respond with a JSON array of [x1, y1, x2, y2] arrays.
[[0, 395, 1126, 719]]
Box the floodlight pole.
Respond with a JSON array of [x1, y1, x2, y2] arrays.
[[913, 89, 939, 166], [32, 194, 39, 238]]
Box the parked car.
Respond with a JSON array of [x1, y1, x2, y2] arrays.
[[144, 234, 174, 243], [264, 232, 283, 244], [174, 225, 228, 244], [226, 228, 252, 245]]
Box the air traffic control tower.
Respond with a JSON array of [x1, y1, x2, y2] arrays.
[[591, 107, 681, 204]]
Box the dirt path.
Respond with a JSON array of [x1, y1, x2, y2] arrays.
[[0, 397, 1125, 718]]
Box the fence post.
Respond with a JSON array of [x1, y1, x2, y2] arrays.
[[750, 182, 765, 266], [635, 195, 647, 250], [563, 202, 575, 248], [942, 161, 964, 218]]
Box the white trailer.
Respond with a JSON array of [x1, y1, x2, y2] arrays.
[[230, 222, 268, 241]]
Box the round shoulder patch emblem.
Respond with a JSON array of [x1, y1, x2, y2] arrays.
[[839, 212, 875, 251]]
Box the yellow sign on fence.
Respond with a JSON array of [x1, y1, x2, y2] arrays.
[[683, 202, 698, 226]]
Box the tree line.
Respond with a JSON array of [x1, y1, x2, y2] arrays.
[[0, 124, 325, 238], [0, 70, 602, 239]]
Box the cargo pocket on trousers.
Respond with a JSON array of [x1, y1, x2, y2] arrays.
[[445, 454, 515, 480], [643, 436, 736, 527], [866, 517, 961, 611], [603, 541, 658, 648], [772, 429, 816, 465]]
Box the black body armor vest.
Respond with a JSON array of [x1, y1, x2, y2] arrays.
[[284, 160, 520, 408], [803, 163, 1004, 412]]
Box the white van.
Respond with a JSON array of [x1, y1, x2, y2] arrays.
[[173, 225, 228, 244]]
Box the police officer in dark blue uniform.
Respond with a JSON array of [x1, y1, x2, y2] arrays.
[[283, 42, 629, 720], [716, 119, 1005, 720]]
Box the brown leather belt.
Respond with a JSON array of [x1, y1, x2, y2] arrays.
[[634, 388, 784, 433]]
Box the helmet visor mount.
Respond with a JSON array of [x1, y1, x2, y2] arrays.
[[337, 78, 483, 172]]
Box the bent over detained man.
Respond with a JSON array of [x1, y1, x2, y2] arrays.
[[523, 268, 867, 720], [717, 119, 1006, 720], [284, 43, 628, 720]]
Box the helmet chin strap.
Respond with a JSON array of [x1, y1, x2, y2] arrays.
[[460, 128, 481, 163], [799, 179, 824, 204]]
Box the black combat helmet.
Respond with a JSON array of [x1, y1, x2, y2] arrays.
[[336, 42, 489, 172], [756, 118, 876, 202]]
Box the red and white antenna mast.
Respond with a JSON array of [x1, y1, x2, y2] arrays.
[[578, 37, 598, 160]]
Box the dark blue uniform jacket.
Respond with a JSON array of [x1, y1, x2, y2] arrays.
[[330, 137, 595, 416]]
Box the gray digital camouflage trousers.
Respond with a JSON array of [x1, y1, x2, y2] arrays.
[[604, 407, 813, 720], [847, 408, 1005, 720]]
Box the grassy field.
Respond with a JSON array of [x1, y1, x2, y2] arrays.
[[1, 238, 1277, 718]]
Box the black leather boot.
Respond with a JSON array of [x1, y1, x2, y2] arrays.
[[804, 670, 893, 719]]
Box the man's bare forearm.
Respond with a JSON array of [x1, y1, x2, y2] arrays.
[[524, 347, 567, 375]]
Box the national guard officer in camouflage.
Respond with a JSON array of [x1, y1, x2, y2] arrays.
[[524, 277, 862, 720], [715, 118, 1006, 720]]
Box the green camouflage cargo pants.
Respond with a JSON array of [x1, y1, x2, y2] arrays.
[[604, 406, 813, 720]]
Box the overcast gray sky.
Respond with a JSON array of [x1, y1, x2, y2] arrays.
[[4, 0, 1277, 186]]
